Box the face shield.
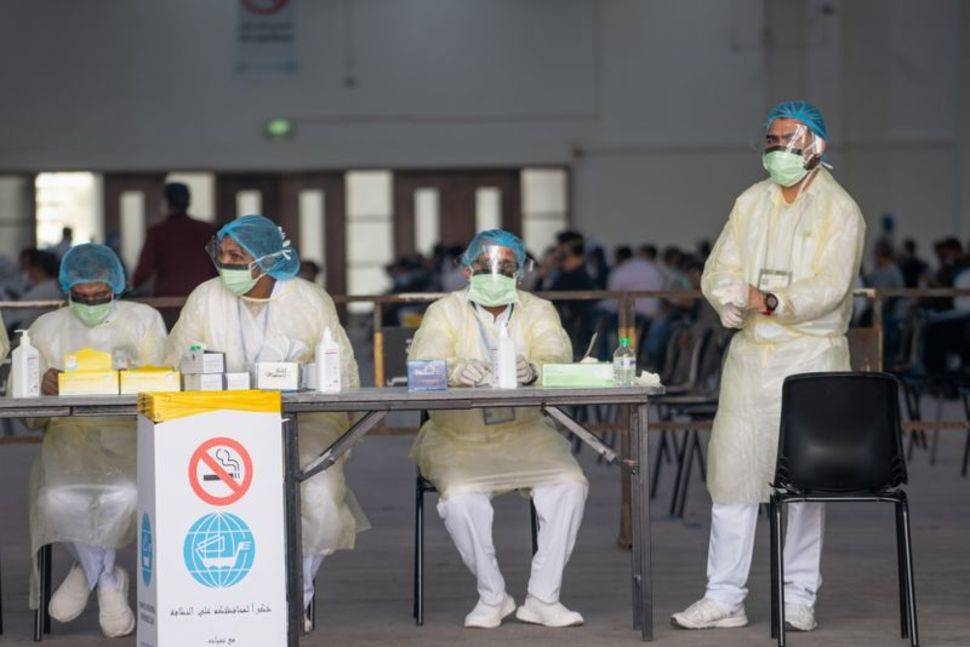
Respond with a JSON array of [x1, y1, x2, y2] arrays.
[[762, 123, 825, 187], [467, 245, 523, 307]]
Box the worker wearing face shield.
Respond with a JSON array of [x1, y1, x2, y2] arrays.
[[166, 214, 367, 630], [28, 244, 167, 638], [408, 229, 589, 630], [672, 102, 865, 633]]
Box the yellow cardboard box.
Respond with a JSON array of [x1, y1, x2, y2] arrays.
[[119, 367, 181, 394], [59, 370, 120, 396]]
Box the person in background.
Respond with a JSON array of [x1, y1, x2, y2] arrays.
[[299, 260, 321, 284], [603, 244, 665, 322], [6, 249, 61, 332], [408, 229, 588, 629], [864, 238, 904, 320], [586, 245, 610, 290], [898, 238, 928, 289], [638, 243, 658, 263], [673, 100, 865, 634], [132, 182, 217, 306], [166, 214, 366, 630], [29, 244, 167, 638], [548, 230, 596, 357], [440, 244, 469, 292], [48, 226, 73, 260]]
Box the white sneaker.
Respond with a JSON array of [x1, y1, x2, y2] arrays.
[[48, 563, 92, 623], [785, 602, 818, 631], [464, 594, 516, 628], [515, 595, 584, 628], [671, 597, 748, 629], [97, 567, 135, 638]]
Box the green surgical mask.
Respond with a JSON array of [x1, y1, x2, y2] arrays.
[[218, 267, 260, 296], [70, 300, 113, 327], [468, 273, 517, 307], [762, 150, 809, 187]]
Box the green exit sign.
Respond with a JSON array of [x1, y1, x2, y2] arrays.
[[264, 118, 294, 139]]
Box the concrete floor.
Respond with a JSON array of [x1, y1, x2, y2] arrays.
[[0, 405, 968, 646]]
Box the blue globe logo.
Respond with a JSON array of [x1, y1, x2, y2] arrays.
[[182, 513, 256, 588], [140, 513, 153, 586]]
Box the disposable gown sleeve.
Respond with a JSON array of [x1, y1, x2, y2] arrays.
[[407, 301, 464, 385], [701, 205, 748, 313], [135, 307, 168, 366], [0, 316, 8, 360], [771, 209, 865, 325], [525, 300, 572, 367], [164, 288, 206, 366]]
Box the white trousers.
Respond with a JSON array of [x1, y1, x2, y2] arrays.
[[302, 554, 325, 610], [437, 481, 587, 606], [69, 543, 118, 590], [704, 502, 825, 609]]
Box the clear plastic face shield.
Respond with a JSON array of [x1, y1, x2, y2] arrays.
[[205, 236, 291, 276], [762, 121, 827, 190], [466, 244, 533, 307], [468, 245, 523, 280]]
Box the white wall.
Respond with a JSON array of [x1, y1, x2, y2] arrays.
[[0, 0, 966, 261]]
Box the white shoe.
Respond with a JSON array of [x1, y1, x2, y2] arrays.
[[304, 615, 312, 633], [785, 602, 818, 631], [515, 595, 584, 628], [97, 568, 135, 638], [48, 563, 92, 623], [464, 594, 516, 628], [671, 597, 748, 629]]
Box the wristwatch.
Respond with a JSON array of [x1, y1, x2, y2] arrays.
[[763, 292, 778, 315]]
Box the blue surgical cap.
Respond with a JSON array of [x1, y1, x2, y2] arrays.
[[460, 229, 527, 268], [218, 214, 300, 280], [59, 243, 126, 294], [765, 100, 828, 142]]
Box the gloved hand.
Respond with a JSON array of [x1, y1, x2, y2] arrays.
[[453, 360, 491, 387], [516, 354, 537, 385], [720, 303, 744, 329]]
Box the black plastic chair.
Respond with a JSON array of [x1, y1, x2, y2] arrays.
[[34, 544, 52, 641], [769, 372, 917, 647]]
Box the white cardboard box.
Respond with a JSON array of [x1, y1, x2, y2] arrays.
[[180, 351, 226, 375], [137, 397, 287, 646], [224, 372, 251, 391], [183, 373, 225, 391], [251, 362, 299, 391]]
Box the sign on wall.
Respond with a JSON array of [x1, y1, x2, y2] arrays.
[[236, 0, 298, 76]]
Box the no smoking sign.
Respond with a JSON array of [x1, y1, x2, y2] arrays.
[[188, 437, 254, 506]]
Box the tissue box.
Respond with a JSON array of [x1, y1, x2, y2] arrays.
[[119, 368, 181, 394], [225, 372, 252, 391], [182, 373, 225, 391], [59, 370, 120, 396], [179, 350, 226, 375], [252, 362, 299, 391], [65, 348, 113, 372], [541, 363, 615, 388], [407, 360, 448, 392]]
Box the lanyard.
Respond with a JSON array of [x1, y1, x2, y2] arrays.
[[470, 302, 513, 358], [238, 299, 272, 364]]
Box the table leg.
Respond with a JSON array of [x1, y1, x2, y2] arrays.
[[283, 417, 303, 647], [633, 402, 653, 640]]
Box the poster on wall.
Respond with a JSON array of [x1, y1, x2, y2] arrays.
[[236, 0, 298, 76]]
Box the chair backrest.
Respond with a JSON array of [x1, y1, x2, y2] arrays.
[[381, 326, 417, 387], [775, 372, 907, 494]]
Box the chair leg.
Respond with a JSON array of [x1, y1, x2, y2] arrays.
[[667, 431, 688, 517], [894, 502, 910, 640], [414, 478, 424, 626], [650, 429, 670, 499], [769, 497, 779, 639], [899, 500, 919, 647], [773, 500, 786, 647], [43, 546, 51, 634], [676, 430, 705, 518], [34, 545, 51, 642], [530, 501, 539, 556]]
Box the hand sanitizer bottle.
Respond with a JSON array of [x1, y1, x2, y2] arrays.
[[11, 329, 41, 398]]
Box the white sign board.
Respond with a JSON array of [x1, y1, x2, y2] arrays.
[[137, 408, 287, 646], [235, 0, 298, 76]]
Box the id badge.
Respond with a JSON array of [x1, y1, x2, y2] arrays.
[[757, 269, 792, 292], [483, 408, 516, 425]]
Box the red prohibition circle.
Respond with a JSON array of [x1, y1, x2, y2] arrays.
[[188, 437, 254, 506], [242, 0, 289, 16]]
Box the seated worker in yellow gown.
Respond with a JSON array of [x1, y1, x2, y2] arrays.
[[409, 229, 589, 629]]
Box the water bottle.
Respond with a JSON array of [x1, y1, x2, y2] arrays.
[[612, 337, 636, 386]]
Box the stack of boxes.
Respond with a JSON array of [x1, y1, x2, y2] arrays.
[[179, 348, 251, 391]]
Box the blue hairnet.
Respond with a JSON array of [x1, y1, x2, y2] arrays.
[[59, 243, 126, 294], [460, 229, 527, 268], [218, 214, 300, 280], [765, 100, 828, 142]]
